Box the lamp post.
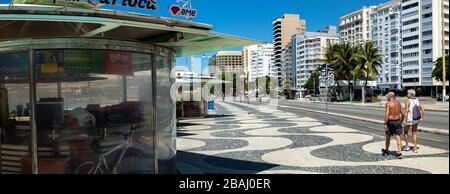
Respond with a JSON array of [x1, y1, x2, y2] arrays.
[[325, 63, 329, 125], [442, 0, 447, 103], [313, 76, 316, 104]]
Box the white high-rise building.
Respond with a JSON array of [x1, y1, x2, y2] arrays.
[[242, 44, 273, 82], [294, 26, 339, 92], [400, 0, 449, 92], [370, 0, 402, 91], [339, 6, 377, 44]]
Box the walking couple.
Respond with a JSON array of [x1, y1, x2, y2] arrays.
[[383, 89, 425, 159]]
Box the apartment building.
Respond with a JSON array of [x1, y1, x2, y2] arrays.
[[294, 26, 339, 92], [208, 51, 244, 77], [282, 43, 294, 88], [339, 6, 377, 44], [400, 0, 449, 92], [272, 14, 306, 87], [242, 44, 273, 82], [370, 0, 402, 91]]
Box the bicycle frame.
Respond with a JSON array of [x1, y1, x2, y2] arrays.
[[90, 130, 136, 174]]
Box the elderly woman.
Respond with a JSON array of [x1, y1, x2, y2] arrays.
[[403, 89, 425, 153]]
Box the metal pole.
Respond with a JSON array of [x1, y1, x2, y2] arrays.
[[313, 76, 316, 104], [151, 54, 158, 174], [325, 64, 329, 125], [122, 75, 127, 102], [442, 0, 447, 103], [28, 46, 38, 174]]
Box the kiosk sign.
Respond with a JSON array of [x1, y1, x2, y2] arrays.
[[169, 0, 197, 19], [12, 0, 158, 10]]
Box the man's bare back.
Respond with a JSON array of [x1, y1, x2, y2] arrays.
[[387, 100, 402, 120]]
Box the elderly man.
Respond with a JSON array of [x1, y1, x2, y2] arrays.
[[382, 92, 406, 159]]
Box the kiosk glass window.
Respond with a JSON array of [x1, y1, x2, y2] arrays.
[[0, 51, 32, 173], [155, 54, 176, 173], [33, 49, 154, 174]]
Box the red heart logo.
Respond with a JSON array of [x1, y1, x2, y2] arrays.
[[170, 5, 181, 16]]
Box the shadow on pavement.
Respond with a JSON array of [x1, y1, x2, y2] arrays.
[[177, 151, 278, 174]]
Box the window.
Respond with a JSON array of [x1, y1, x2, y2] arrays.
[[402, 27, 418, 33], [402, 10, 418, 18], [402, 52, 419, 58], [402, 2, 418, 10], [422, 77, 433, 82], [403, 44, 419, 50], [423, 67, 432, 74], [402, 61, 419, 67], [403, 78, 420, 83], [423, 58, 433, 63], [423, 39, 432, 44], [422, 30, 432, 36], [422, 12, 432, 19], [423, 49, 432, 55], [403, 35, 419, 42], [422, 21, 432, 28], [403, 18, 419, 26], [403, 69, 419, 75]]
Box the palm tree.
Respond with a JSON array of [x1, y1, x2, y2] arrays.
[[356, 41, 382, 102], [433, 55, 449, 82], [333, 43, 358, 101]]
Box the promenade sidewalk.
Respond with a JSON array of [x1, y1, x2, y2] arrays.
[[176, 101, 449, 174]]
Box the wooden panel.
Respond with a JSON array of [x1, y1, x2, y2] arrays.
[[21, 157, 69, 174]]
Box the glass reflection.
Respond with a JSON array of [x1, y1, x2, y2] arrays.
[[1, 49, 156, 174]]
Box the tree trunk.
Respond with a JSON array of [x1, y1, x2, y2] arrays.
[[335, 80, 342, 101], [352, 78, 357, 102], [363, 73, 370, 103]]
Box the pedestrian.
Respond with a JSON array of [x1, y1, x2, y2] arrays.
[[403, 89, 425, 153], [382, 92, 406, 159]]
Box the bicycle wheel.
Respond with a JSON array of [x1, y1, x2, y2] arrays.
[[75, 162, 104, 174], [114, 148, 153, 174]]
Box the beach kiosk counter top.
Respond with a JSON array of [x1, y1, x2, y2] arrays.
[[0, 1, 258, 174]]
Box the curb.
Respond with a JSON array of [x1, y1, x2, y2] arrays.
[[289, 100, 449, 113], [276, 104, 449, 136]]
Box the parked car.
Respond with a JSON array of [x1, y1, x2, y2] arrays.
[[305, 94, 320, 102]]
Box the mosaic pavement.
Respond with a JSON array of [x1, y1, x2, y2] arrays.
[[176, 101, 449, 174]]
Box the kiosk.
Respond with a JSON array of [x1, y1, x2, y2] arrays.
[[0, 2, 257, 174]]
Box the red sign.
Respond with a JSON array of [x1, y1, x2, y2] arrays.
[[104, 51, 133, 75]]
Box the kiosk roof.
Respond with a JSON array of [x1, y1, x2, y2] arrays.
[[0, 4, 259, 56]]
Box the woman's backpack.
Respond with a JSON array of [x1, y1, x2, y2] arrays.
[[411, 99, 421, 121]]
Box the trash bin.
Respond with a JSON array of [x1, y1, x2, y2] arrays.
[[207, 101, 215, 110]]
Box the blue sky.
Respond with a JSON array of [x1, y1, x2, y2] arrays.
[[2, 0, 389, 72]]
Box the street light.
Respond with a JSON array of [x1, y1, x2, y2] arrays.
[[320, 64, 331, 125], [442, 0, 447, 103]]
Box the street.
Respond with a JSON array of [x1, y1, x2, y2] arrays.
[[176, 101, 449, 174], [278, 99, 449, 130]]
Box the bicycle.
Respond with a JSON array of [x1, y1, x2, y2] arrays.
[[74, 123, 152, 174]]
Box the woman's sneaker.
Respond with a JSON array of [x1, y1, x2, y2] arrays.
[[396, 153, 403, 159], [402, 146, 410, 152], [382, 149, 389, 156]]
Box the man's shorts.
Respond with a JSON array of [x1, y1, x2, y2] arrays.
[[386, 120, 403, 136]]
